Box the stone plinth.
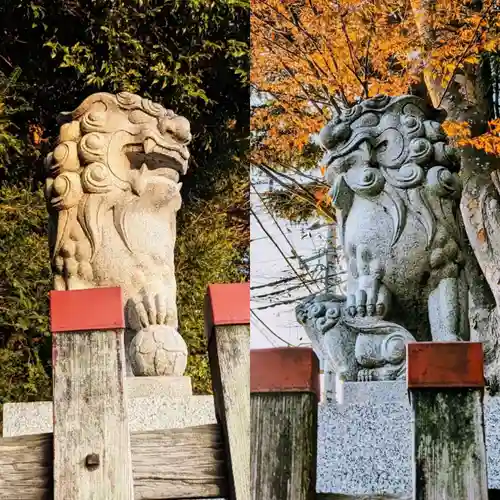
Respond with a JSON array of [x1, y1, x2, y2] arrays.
[[317, 381, 500, 495], [126, 375, 192, 398], [3, 394, 216, 437], [3, 376, 213, 438]]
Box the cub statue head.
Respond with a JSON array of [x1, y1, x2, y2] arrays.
[[45, 92, 192, 377]]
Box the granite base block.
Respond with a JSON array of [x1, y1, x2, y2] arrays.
[[317, 381, 500, 495], [3, 394, 216, 437], [125, 375, 192, 398]]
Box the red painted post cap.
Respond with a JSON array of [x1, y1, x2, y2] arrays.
[[50, 287, 125, 333], [205, 283, 250, 340], [407, 341, 485, 389], [251, 347, 320, 399]]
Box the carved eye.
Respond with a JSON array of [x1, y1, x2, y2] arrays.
[[159, 116, 191, 143], [346, 155, 357, 167], [354, 112, 379, 128], [377, 141, 388, 153]]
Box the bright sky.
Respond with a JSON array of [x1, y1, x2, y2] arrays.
[[250, 168, 329, 353]]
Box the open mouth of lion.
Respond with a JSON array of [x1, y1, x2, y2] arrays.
[[125, 140, 189, 178]]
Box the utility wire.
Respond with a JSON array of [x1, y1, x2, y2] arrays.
[[251, 310, 293, 346], [250, 273, 315, 290], [252, 295, 312, 310], [252, 271, 346, 300], [251, 318, 279, 347], [251, 182, 318, 283], [251, 206, 315, 294]]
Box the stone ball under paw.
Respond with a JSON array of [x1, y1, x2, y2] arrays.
[[129, 325, 188, 376]]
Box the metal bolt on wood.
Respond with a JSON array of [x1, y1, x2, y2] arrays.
[[85, 453, 99, 470]]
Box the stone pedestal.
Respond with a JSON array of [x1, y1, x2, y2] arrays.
[[316, 381, 500, 496], [125, 375, 192, 398], [2, 376, 215, 438]]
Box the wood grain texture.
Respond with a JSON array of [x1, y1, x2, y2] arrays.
[[412, 389, 488, 500], [0, 424, 228, 499], [52, 329, 133, 499], [0, 433, 52, 499], [316, 495, 411, 500], [251, 392, 317, 500], [209, 324, 250, 500]]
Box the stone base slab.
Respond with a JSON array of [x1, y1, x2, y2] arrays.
[[317, 381, 500, 495], [3, 394, 216, 437], [125, 375, 192, 398]]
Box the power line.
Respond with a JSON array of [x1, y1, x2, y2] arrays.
[[251, 182, 318, 282], [251, 310, 293, 346], [250, 273, 317, 290], [251, 318, 279, 347], [250, 206, 315, 294], [252, 295, 312, 311]]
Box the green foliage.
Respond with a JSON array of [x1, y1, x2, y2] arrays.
[[0, 0, 249, 190], [0, 69, 30, 168], [0, 0, 249, 402], [178, 171, 248, 393], [262, 189, 320, 223], [0, 348, 51, 433], [0, 186, 52, 431], [0, 186, 51, 350]]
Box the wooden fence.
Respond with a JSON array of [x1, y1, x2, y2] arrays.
[[0, 283, 250, 500], [0, 283, 490, 500], [407, 341, 488, 500]]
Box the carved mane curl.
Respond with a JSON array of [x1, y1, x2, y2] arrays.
[[319, 94, 462, 249]]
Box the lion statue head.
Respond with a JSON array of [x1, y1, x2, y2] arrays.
[[319, 94, 462, 250], [317, 95, 469, 343], [45, 91, 191, 292]]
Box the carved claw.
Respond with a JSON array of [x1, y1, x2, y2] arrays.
[[357, 369, 373, 382], [375, 284, 391, 319], [127, 290, 176, 331], [346, 245, 391, 319], [356, 365, 405, 381]]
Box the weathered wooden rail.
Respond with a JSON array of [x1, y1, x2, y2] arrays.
[[251, 347, 320, 500], [0, 283, 490, 499], [0, 282, 249, 500], [407, 341, 488, 500]]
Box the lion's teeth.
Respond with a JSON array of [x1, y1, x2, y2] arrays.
[[140, 163, 148, 174], [144, 138, 155, 154]]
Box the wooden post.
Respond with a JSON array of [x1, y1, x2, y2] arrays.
[[50, 287, 134, 500], [407, 341, 488, 500], [251, 347, 319, 500], [205, 282, 250, 500]]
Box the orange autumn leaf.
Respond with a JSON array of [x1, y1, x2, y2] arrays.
[[251, 0, 500, 166], [29, 123, 46, 146]]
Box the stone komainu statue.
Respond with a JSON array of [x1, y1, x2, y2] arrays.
[[296, 94, 471, 382], [45, 92, 191, 377]]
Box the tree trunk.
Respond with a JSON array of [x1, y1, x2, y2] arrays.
[[410, 0, 500, 389]]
